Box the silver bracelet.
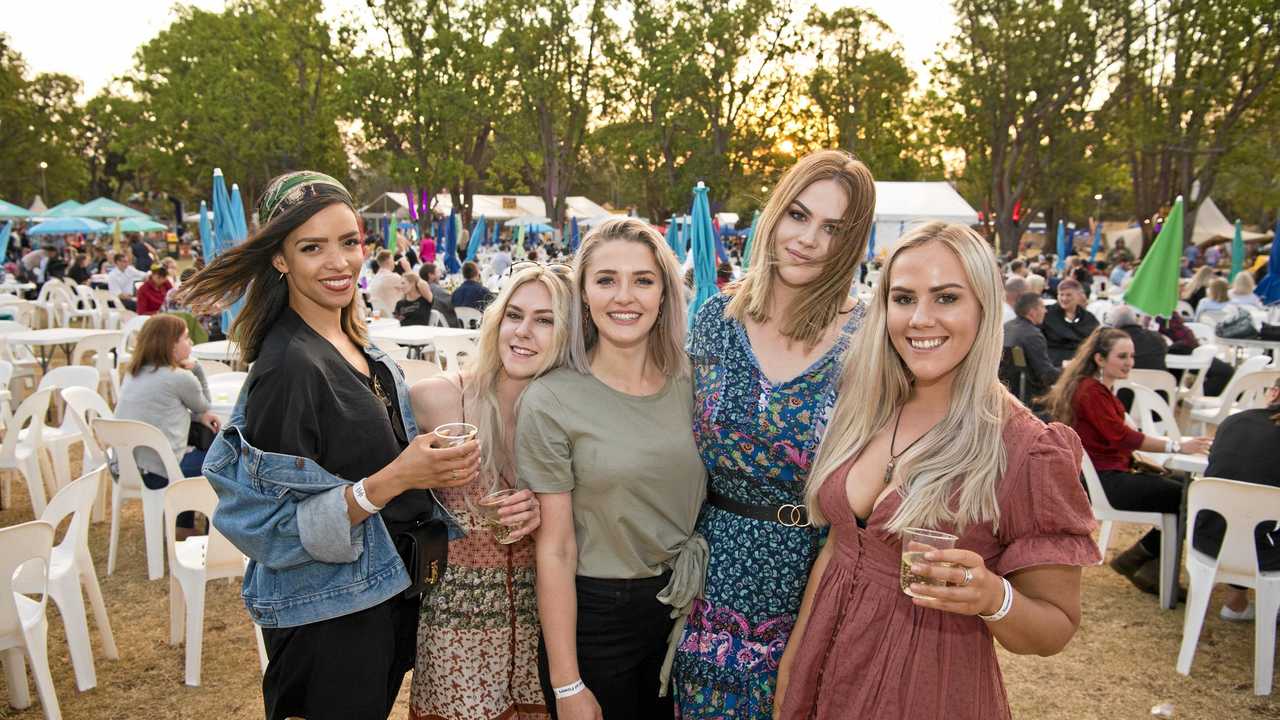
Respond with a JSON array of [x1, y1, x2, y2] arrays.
[[351, 478, 383, 514], [979, 576, 1014, 622], [553, 678, 585, 700]]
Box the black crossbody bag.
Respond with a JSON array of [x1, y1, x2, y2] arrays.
[[392, 515, 448, 599]]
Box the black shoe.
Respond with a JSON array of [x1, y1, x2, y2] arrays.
[[1110, 542, 1154, 578], [1130, 558, 1187, 602]]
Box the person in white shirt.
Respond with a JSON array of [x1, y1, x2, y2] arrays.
[[366, 249, 405, 318], [490, 243, 513, 279], [106, 252, 147, 311], [1228, 272, 1263, 308], [1003, 275, 1027, 324]]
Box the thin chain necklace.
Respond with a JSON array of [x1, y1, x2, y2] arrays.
[[883, 406, 931, 485]]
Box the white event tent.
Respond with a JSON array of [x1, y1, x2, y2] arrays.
[[358, 193, 611, 222], [871, 182, 980, 247]]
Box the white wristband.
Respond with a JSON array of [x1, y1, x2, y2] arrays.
[[351, 478, 383, 514], [979, 576, 1014, 622], [553, 678, 585, 700]]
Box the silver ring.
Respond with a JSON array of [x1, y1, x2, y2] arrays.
[[961, 567, 974, 587]]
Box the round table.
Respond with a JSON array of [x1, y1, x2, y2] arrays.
[[191, 340, 247, 370], [1212, 335, 1280, 365], [0, 282, 36, 295], [1165, 353, 1211, 371], [4, 328, 118, 371], [207, 372, 248, 423], [369, 325, 479, 359]]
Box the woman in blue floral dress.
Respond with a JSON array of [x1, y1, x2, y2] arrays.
[[672, 150, 877, 718]]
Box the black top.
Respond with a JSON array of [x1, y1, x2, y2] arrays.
[[394, 297, 433, 326], [68, 263, 92, 285], [1193, 407, 1280, 570], [244, 307, 432, 527], [451, 280, 493, 312], [1041, 304, 1100, 365], [1117, 324, 1168, 371], [131, 240, 153, 272], [1003, 317, 1060, 396]]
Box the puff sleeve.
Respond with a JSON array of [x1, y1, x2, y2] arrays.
[[995, 422, 1102, 576]]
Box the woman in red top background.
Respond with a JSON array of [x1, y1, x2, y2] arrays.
[[1041, 327, 1211, 596], [136, 264, 173, 315]]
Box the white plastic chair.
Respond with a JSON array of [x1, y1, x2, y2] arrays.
[[1081, 452, 1179, 610], [454, 306, 483, 330], [0, 323, 39, 392], [1174, 345, 1217, 409], [61, 285, 98, 329], [94, 418, 186, 580], [1188, 368, 1280, 434], [0, 389, 54, 515], [0, 298, 36, 328], [1176, 300, 1195, 320], [165, 477, 244, 686], [15, 470, 118, 691], [30, 281, 62, 329], [0, 520, 59, 719], [114, 315, 148, 377], [1121, 368, 1178, 404], [1176, 478, 1280, 695], [70, 331, 122, 405], [0, 360, 13, 432], [1184, 322, 1214, 345], [35, 366, 101, 494], [91, 289, 130, 330], [429, 309, 448, 327], [61, 387, 115, 523], [432, 335, 478, 372]]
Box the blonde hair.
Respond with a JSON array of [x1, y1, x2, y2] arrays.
[[805, 222, 1008, 533], [726, 150, 876, 348], [1182, 266, 1214, 299], [1207, 277, 1229, 302], [463, 265, 575, 490], [1231, 271, 1256, 296], [567, 218, 689, 379]]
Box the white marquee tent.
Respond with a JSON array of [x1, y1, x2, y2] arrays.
[[871, 182, 980, 248], [1107, 193, 1272, 257], [358, 193, 612, 223]]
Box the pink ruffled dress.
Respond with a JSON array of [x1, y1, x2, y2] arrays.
[[779, 405, 1101, 719]]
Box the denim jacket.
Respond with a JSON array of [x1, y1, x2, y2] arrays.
[[203, 344, 463, 629]]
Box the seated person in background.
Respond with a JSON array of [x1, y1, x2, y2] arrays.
[[1183, 266, 1214, 309], [115, 314, 220, 537], [1192, 379, 1280, 621], [490, 243, 512, 279], [1004, 292, 1060, 397], [420, 262, 461, 328], [1228, 272, 1263, 308], [1042, 328, 1211, 597], [1026, 273, 1047, 297], [366, 249, 404, 318], [1195, 278, 1231, 320], [451, 261, 494, 312], [162, 257, 182, 287], [67, 253, 93, 285], [1109, 259, 1132, 288], [1155, 313, 1233, 397], [135, 265, 173, 316], [393, 257, 434, 326], [130, 235, 155, 272], [1002, 275, 1028, 324], [1041, 279, 1100, 365], [1109, 305, 1167, 372], [107, 251, 147, 311]]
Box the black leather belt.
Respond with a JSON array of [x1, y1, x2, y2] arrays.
[[707, 491, 811, 528]]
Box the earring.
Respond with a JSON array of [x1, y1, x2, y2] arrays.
[[279, 271, 286, 281]]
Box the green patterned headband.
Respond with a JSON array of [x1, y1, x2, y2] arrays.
[[257, 171, 353, 226]]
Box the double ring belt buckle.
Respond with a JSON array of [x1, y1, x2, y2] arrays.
[[776, 503, 811, 528]]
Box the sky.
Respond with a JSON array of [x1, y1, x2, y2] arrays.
[[9, 0, 957, 99]]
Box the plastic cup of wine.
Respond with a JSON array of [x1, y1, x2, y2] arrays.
[[900, 527, 958, 598]]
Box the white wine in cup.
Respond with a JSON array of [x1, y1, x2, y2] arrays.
[[900, 527, 958, 598], [433, 422, 478, 447], [476, 489, 521, 545]]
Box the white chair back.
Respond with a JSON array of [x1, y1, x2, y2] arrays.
[[116, 315, 149, 362], [1122, 368, 1178, 402], [1125, 383, 1183, 439], [0, 520, 57, 717], [454, 306, 483, 330], [432, 335, 478, 372], [61, 387, 114, 467], [164, 478, 241, 575], [0, 388, 54, 509], [70, 331, 122, 402], [429, 309, 448, 327], [37, 365, 100, 395], [93, 418, 187, 491]]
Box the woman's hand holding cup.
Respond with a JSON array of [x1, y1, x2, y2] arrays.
[[392, 433, 481, 491]]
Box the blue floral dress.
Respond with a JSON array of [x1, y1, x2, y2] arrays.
[[672, 293, 863, 718]]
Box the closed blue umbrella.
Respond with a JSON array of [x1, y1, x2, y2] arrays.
[[1230, 219, 1244, 281], [569, 217, 580, 253], [1055, 220, 1068, 270], [714, 223, 729, 263], [665, 218, 681, 262], [1257, 219, 1280, 305], [229, 184, 248, 240], [866, 223, 877, 264], [0, 222, 11, 261], [466, 217, 486, 262], [212, 169, 248, 331], [443, 210, 461, 274], [742, 210, 760, 269], [688, 183, 719, 327], [1089, 222, 1102, 264], [198, 200, 213, 263], [490, 221, 500, 247], [27, 217, 109, 235]]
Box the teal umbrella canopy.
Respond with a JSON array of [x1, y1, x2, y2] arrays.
[[27, 217, 109, 235], [41, 200, 83, 218], [69, 197, 148, 219], [114, 217, 167, 233], [0, 200, 33, 218], [688, 183, 719, 327]]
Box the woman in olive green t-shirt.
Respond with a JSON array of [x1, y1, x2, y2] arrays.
[[517, 218, 705, 720]]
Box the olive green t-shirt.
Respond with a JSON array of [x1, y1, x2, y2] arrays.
[[516, 367, 706, 579]]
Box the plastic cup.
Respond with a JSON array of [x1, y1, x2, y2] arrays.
[[433, 422, 477, 447], [477, 489, 520, 545], [900, 527, 958, 598]]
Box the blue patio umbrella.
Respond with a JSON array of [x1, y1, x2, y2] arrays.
[[1257, 219, 1280, 305], [197, 200, 214, 263], [688, 183, 719, 327], [664, 218, 682, 262], [40, 200, 83, 218], [490, 221, 500, 247], [1089, 222, 1103, 264], [229, 184, 248, 240], [212, 169, 248, 331], [866, 223, 877, 264], [1230, 219, 1244, 281], [1055, 220, 1068, 270], [27, 217, 109, 235], [0, 222, 11, 261], [714, 223, 729, 263], [70, 197, 148, 220], [443, 210, 461, 274], [742, 210, 760, 269], [0, 200, 32, 219], [466, 217, 486, 262], [569, 217, 580, 253]]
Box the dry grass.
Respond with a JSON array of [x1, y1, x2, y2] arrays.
[[0, 453, 1273, 718]]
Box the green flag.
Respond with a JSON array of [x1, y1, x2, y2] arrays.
[[1123, 196, 1184, 318], [1230, 218, 1244, 281]]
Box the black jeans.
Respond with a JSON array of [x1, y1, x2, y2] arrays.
[[260, 592, 419, 720], [1099, 469, 1187, 554], [538, 573, 675, 720]]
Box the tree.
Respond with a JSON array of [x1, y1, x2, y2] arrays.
[[802, 8, 941, 181], [1103, 0, 1280, 247], [80, 88, 144, 199], [122, 0, 349, 210], [934, 0, 1125, 252], [0, 36, 88, 205]]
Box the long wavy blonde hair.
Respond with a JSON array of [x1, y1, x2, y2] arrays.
[[805, 222, 1009, 533], [726, 149, 876, 348], [461, 265, 575, 490]]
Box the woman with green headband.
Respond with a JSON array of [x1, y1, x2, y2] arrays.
[[177, 171, 478, 720]]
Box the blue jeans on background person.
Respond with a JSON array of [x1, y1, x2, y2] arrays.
[[141, 448, 207, 528]]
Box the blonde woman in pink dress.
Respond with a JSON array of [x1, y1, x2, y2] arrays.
[[775, 222, 1100, 719], [409, 263, 573, 720]]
